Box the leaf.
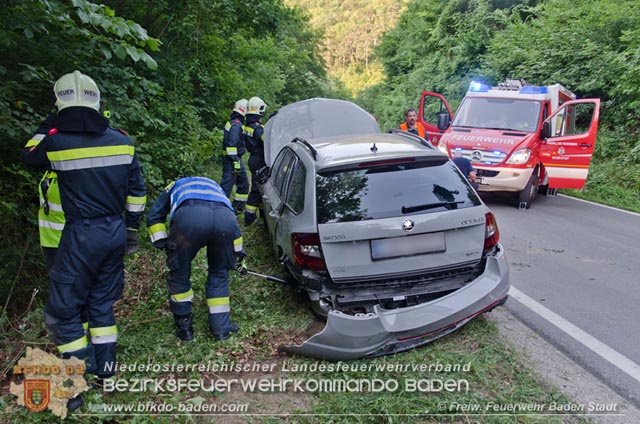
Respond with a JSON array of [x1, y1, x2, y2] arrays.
[[99, 46, 112, 60], [23, 27, 34, 39], [115, 44, 127, 60], [125, 45, 141, 62], [147, 38, 161, 52], [140, 52, 158, 70], [76, 9, 89, 24]]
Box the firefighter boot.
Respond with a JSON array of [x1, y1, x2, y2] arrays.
[[244, 211, 256, 227], [232, 200, 245, 214], [212, 322, 239, 341], [174, 314, 194, 341]]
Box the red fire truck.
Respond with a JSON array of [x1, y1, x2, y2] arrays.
[[419, 79, 600, 208]]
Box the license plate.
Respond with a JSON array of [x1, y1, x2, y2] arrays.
[[370, 232, 446, 260]]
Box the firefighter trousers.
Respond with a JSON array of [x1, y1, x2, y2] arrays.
[[44, 215, 125, 378], [246, 154, 266, 215], [165, 200, 238, 336], [220, 155, 249, 203]]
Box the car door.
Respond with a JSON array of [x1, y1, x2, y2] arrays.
[[263, 148, 306, 260], [539, 99, 600, 189], [263, 149, 295, 252], [419, 92, 453, 145]]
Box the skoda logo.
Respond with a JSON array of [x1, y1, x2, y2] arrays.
[[402, 219, 415, 232], [471, 150, 483, 162]]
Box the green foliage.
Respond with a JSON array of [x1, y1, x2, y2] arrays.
[[290, 0, 407, 95]]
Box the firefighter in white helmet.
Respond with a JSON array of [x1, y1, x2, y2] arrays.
[[220, 99, 250, 212], [243, 97, 268, 226], [22, 71, 146, 397]]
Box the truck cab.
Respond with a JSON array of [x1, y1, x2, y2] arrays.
[[420, 79, 600, 208]]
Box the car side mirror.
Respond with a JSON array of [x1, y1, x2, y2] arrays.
[[541, 121, 551, 140], [437, 113, 451, 131]]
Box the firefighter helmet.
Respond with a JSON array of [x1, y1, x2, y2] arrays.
[[233, 99, 248, 116], [53, 70, 100, 112], [248, 97, 267, 116]]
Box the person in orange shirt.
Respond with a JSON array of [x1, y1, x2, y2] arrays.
[[399, 108, 427, 140]]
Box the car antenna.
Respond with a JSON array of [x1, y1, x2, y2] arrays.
[[370, 143, 378, 153]]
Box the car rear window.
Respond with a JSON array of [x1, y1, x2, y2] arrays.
[[316, 158, 481, 224]]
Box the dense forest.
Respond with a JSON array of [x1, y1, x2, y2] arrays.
[[286, 0, 408, 95], [1, 0, 640, 319]]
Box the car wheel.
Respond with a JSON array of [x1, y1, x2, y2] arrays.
[[517, 169, 539, 209]]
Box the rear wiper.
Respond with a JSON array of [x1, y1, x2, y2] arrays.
[[402, 201, 464, 214]]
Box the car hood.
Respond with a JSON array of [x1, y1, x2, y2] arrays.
[[264, 98, 380, 165]]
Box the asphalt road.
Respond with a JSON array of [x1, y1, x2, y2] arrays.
[[481, 192, 640, 406]]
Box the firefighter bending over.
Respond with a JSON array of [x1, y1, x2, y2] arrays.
[[147, 177, 246, 341]]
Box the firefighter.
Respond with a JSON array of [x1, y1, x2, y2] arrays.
[[220, 99, 250, 212], [147, 176, 245, 341], [399, 108, 428, 139], [243, 96, 268, 226], [22, 71, 147, 381]]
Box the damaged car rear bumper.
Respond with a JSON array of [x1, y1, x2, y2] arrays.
[[279, 244, 509, 361]]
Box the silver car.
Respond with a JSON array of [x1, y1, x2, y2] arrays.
[[261, 98, 509, 360]]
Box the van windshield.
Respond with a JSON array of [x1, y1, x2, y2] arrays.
[[316, 159, 481, 224], [453, 98, 541, 132]]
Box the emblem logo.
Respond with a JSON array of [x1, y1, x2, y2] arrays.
[[402, 219, 415, 232], [24, 380, 50, 413], [470, 150, 483, 162], [557, 147, 565, 155]]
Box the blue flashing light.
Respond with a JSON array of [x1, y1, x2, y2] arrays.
[[519, 86, 548, 94], [493, 150, 502, 155], [469, 81, 490, 92], [453, 147, 463, 152]]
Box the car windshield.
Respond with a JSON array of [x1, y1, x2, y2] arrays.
[[453, 97, 541, 132], [316, 158, 481, 224]]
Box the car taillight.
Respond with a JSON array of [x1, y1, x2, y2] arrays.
[[484, 212, 500, 253], [292, 233, 326, 271]]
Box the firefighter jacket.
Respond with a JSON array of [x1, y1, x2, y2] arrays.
[[223, 112, 246, 160], [244, 116, 264, 154], [22, 107, 146, 230], [147, 177, 234, 243], [399, 121, 427, 139]]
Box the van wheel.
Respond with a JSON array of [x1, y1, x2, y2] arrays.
[[538, 184, 549, 195], [517, 170, 539, 209]]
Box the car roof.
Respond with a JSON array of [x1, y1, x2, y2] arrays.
[[264, 98, 380, 165], [302, 132, 447, 170]]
